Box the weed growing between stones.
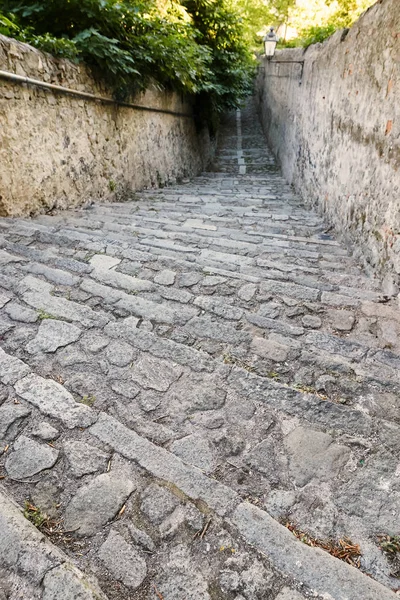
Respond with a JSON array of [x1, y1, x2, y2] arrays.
[[380, 536, 400, 554], [267, 371, 281, 380], [24, 501, 48, 528], [294, 383, 318, 394], [83, 250, 106, 263], [378, 536, 400, 579], [222, 352, 255, 372], [294, 383, 331, 401], [80, 395, 96, 407], [37, 309, 58, 320], [24, 501, 87, 553]]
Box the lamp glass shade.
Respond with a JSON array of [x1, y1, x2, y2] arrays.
[[264, 40, 277, 57]]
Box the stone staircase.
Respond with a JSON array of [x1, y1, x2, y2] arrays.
[[0, 99, 399, 599]]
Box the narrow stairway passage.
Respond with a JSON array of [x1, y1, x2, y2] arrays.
[[0, 98, 399, 600]]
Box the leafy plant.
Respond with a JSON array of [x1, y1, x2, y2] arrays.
[[0, 10, 19, 35], [378, 535, 400, 579], [1, 0, 372, 122], [1, 0, 254, 120], [283, 0, 373, 48], [182, 0, 255, 129], [267, 371, 280, 380], [24, 501, 48, 528]]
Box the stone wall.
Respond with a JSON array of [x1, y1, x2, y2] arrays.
[[256, 0, 400, 292], [0, 35, 212, 217]]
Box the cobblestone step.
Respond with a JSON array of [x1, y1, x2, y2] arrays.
[[0, 489, 109, 599], [0, 216, 377, 289], [1, 235, 399, 390], [0, 346, 398, 599], [0, 99, 399, 599]]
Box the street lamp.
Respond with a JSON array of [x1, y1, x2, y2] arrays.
[[264, 27, 277, 59], [263, 25, 305, 84]]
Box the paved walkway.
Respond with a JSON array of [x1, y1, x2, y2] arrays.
[[0, 99, 399, 599]]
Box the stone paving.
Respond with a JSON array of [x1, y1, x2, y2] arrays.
[[0, 99, 399, 599]]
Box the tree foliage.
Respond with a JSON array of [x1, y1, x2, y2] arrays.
[[0, 0, 254, 115], [0, 0, 375, 122], [183, 0, 254, 120], [325, 0, 369, 27], [281, 0, 374, 47], [230, 0, 295, 49], [229, 0, 374, 51]]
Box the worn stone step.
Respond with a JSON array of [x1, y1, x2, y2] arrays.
[[0, 98, 399, 599], [51, 214, 349, 260], [0, 489, 109, 599], [5, 215, 364, 292], [232, 503, 398, 600], [1, 233, 397, 385], [4, 346, 396, 599], [1, 225, 397, 357], [1, 344, 395, 597]]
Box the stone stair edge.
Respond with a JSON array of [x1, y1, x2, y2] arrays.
[[2, 384, 396, 600], [0, 341, 399, 599], [89, 413, 399, 600], [0, 486, 109, 599], [7, 260, 400, 396], [0, 224, 381, 300], [2, 397, 396, 600], [0, 264, 400, 438], [1, 99, 399, 599]]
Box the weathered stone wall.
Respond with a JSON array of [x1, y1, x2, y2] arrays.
[[0, 35, 212, 217], [256, 0, 400, 291]]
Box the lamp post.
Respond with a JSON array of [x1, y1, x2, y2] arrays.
[[263, 26, 305, 84], [264, 27, 277, 60]]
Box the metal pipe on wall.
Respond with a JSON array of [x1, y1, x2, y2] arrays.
[[0, 69, 193, 118]]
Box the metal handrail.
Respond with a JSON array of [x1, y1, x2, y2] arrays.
[[0, 69, 193, 118]]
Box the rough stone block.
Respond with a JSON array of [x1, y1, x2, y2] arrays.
[[5, 435, 59, 480], [170, 434, 217, 473], [26, 320, 82, 354], [15, 374, 96, 429], [0, 404, 31, 440], [0, 348, 31, 385], [64, 440, 108, 477], [98, 530, 147, 590], [250, 336, 289, 362], [130, 354, 183, 391], [283, 427, 350, 487], [64, 472, 135, 536]]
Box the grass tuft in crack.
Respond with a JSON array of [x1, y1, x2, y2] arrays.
[[24, 501, 48, 528], [37, 309, 58, 320], [378, 535, 400, 578], [80, 394, 96, 407], [24, 500, 84, 551]]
